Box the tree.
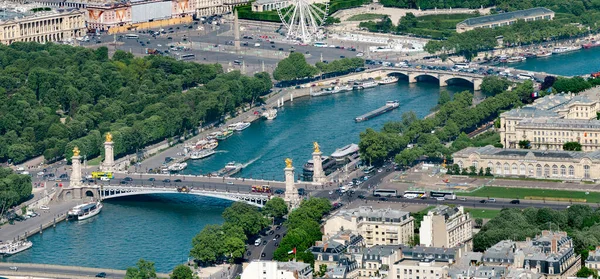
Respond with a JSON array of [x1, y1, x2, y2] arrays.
[[485, 167, 492, 176], [262, 197, 288, 218], [273, 53, 318, 81], [171, 265, 196, 279], [223, 237, 246, 263], [438, 90, 451, 106], [564, 142, 582, 151], [222, 202, 269, 236], [480, 76, 511, 96], [397, 12, 417, 32], [125, 259, 157, 279], [577, 267, 598, 279], [518, 140, 531, 149], [190, 224, 224, 264], [475, 218, 483, 228], [478, 167, 484, 176], [318, 264, 328, 277]]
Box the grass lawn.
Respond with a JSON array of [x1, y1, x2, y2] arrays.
[[347, 13, 386, 21], [465, 208, 501, 219], [86, 157, 102, 166], [458, 186, 600, 203]]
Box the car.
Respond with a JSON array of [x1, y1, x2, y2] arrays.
[[488, 198, 496, 203], [100, 176, 110, 181], [120, 180, 129, 185], [227, 181, 234, 185], [459, 197, 466, 201], [274, 242, 279, 247], [274, 189, 285, 194], [276, 225, 281, 230], [40, 205, 49, 210], [510, 199, 520, 204], [95, 272, 107, 278], [148, 178, 155, 181], [305, 51, 310, 54], [278, 48, 284, 51], [246, 250, 252, 256], [20, 171, 29, 175], [262, 240, 267, 245], [167, 37, 173, 39], [124, 177, 133, 181], [357, 194, 366, 199], [340, 55, 345, 58], [379, 197, 388, 201], [270, 41, 275, 44], [261, 252, 266, 258], [329, 191, 333, 195], [269, 230, 275, 235], [9, 266, 18, 271], [37, 171, 45, 176], [356, 52, 364, 57], [274, 234, 280, 239], [163, 179, 171, 183], [479, 199, 486, 203], [174, 179, 182, 182]]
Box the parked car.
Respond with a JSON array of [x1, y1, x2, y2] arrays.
[[162, 179, 171, 183], [95, 272, 107, 278], [510, 199, 520, 204]]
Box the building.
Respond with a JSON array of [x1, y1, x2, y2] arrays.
[[452, 145, 600, 180], [0, 8, 86, 44], [350, 245, 403, 279], [390, 258, 451, 279], [311, 230, 364, 269], [241, 260, 313, 279], [585, 247, 600, 271], [482, 231, 581, 279], [323, 206, 415, 247], [196, 0, 226, 16], [499, 91, 600, 151], [456, 7, 554, 33], [251, 0, 290, 12], [419, 205, 473, 249]]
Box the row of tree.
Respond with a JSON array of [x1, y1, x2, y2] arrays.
[[125, 258, 196, 279], [0, 167, 32, 212], [358, 79, 534, 168], [189, 198, 288, 265], [0, 43, 272, 164], [273, 53, 365, 81], [273, 198, 332, 265]]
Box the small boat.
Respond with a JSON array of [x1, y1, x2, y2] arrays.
[[206, 132, 221, 140], [234, 122, 251, 131], [506, 56, 526, 63], [204, 140, 218, 150], [378, 76, 399, 85], [535, 51, 552, 58], [262, 108, 278, 120], [338, 85, 352, 92], [583, 40, 600, 49], [354, 79, 378, 90], [552, 46, 579, 54], [0, 240, 32, 256], [190, 149, 215, 160], [216, 162, 243, 177], [68, 201, 103, 221], [168, 162, 188, 171], [216, 130, 233, 140], [311, 86, 341, 97]]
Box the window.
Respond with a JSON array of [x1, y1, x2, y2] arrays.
[[520, 164, 526, 175], [496, 163, 502, 174], [569, 165, 575, 176], [473, 160, 478, 169], [552, 165, 558, 176], [585, 165, 591, 179], [560, 165, 566, 176], [504, 163, 510, 174], [512, 164, 518, 175], [544, 164, 550, 177], [488, 162, 493, 171]]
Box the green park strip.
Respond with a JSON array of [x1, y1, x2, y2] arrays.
[[86, 157, 102, 166], [457, 186, 600, 203], [465, 208, 501, 219], [347, 13, 386, 21]]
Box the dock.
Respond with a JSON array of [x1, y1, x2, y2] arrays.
[[355, 101, 400, 122]]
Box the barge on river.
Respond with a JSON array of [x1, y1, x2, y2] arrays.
[[355, 101, 400, 122]]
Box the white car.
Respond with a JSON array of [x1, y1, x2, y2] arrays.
[[329, 191, 333, 195], [254, 43, 261, 47], [356, 52, 364, 57], [100, 176, 110, 181], [40, 205, 50, 210], [9, 266, 17, 271], [37, 171, 44, 176], [20, 171, 29, 175], [17, 167, 25, 171]]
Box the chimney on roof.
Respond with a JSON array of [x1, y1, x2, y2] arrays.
[[542, 230, 550, 236], [551, 238, 557, 254]]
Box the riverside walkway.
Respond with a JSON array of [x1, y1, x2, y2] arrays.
[[0, 262, 169, 278]]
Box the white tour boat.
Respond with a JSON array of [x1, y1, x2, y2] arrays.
[[262, 108, 278, 120], [190, 149, 216, 160], [378, 76, 399, 85], [234, 122, 251, 131], [0, 240, 32, 256], [68, 201, 103, 221]]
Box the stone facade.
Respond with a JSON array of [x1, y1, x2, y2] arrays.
[[420, 206, 473, 249], [251, 0, 290, 12], [499, 92, 600, 151], [452, 145, 600, 180], [323, 206, 414, 247], [456, 7, 554, 33], [0, 9, 85, 45]]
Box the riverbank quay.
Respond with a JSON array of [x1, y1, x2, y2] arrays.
[[0, 262, 169, 279]]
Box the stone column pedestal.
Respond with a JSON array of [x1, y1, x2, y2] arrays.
[[70, 155, 82, 188], [284, 166, 300, 210], [101, 141, 114, 172], [312, 151, 326, 184]]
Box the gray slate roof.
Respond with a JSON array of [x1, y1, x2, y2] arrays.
[[454, 145, 600, 161], [458, 7, 554, 27]]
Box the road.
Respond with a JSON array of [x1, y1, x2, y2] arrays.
[[0, 262, 169, 279], [245, 225, 288, 261]]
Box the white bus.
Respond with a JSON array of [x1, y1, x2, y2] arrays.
[[125, 34, 139, 39], [178, 54, 196, 61], [314, 42, 327, 47], [518, 73, 534, 80], [453, 63, 469, 69], [403, 190, 427, 199], [373, 189, 397, 197], [364, 165, 376, 174], [429, 191, 456, 200]]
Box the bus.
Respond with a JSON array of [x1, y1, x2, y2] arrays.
[[125, 34, 139, 39], [364, 165, 376, 174], [429, 191, 456, 200], [373, 189, 397, 197], [453, 62, 469, 69], [178, 54, 196, 61], [252, 185, 271, 193], [91, 171, 113, 179], [314, 42, 327, 47], [403, 191, 427, 199], [518, 73, 534, 80]]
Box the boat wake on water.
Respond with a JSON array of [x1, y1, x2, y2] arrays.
[[242, 157, 261, 168], [214, 150, 229, 154]]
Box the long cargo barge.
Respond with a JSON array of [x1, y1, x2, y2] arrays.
[[355, 101, 400, 122]]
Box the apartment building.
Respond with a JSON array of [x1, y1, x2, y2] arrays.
[[419, 206, 473, 249]]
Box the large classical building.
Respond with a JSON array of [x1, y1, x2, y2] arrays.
[[452, 145, 600, 180], [456, 7, 554, 33], [500, 90, 600, 151], [0, 8, 86, 44], [241, 261, 313, 279], [323, 206, 415, 247], [419, 206, 473, 249]]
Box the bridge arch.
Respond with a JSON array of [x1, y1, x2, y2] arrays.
[[441, 76, 476, 89], [100, 189, 268, 207]]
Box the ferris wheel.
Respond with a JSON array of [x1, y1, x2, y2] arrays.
[[277, 0, 329, 43]]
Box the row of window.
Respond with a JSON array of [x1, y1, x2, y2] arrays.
[[460, 161, 591, 179]]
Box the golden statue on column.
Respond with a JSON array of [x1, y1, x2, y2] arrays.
[[105, 132, 113, 142], [313, 142, 320, 153], [285, 158, 293, 168], [72, 146, 80, 156]]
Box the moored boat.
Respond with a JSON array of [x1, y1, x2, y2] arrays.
[[216, 161, 243, 177], [552, 46, 579, 54], [583, 40, 600, 49], [378, 76, 399, 85], [506, 56, 526, 63], [234, 122, 251, 131], [206, 132, 221, 140], [168, 162, 188, 171], [190, 149, 216, 160], [68, 201, 103, 221], [535, 51, 552, 58], [354, 79, 378, 90], [330, 143, 360, 165], [262, 108, 278, 120], [216, 130, 233, 140], [0, 240, 32, 256], [204, 140, 218, 150]]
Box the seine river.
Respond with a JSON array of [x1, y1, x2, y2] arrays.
[[5, 48, 596, 272]]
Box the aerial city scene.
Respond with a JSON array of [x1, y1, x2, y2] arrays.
[[3, 0, 600, 278]]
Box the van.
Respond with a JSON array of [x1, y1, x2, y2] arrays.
[[254, 238, 261, 246]]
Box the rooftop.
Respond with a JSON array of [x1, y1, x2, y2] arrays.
[[427, 205, 463, 220], [277, 261, 311, 272], [458, 7, 554, 27], [453, 145, 600, 161], [334, 206, 411, 222], [517, 118, 600, 129]]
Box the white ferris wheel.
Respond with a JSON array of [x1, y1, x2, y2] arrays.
[[277, 0, 329, 43]]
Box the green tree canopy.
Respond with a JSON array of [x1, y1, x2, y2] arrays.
[[170, 265, 196, 279], [125, 259, 157, 279], [273, 53, 318, 81], [262, 197, 288, 218]]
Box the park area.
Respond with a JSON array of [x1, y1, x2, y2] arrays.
[[464, 208, 501, 219], [458, 186, 600, 203]]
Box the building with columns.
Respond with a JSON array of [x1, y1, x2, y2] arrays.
[[251, 0, 290, 12], [0, 8, 86, 44], [452, 145, 600, 180], [500, 90, 600, 151]]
